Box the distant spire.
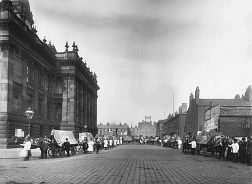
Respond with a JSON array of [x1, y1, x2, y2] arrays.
[[72, 41, 76, 51], [65, 41, 69, 51]]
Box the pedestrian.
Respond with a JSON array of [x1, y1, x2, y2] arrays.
[[82, 137, 88, 154], [218, 137, 225, 161], [109, 138, 113, 149], [231, 139, 239, 163], [104, 138, 108, 150], [50, 139, 57, 158], [87, 138, 94, 153], [239, 137, 247, 164], [62, 138, 71, 157], [114, 138, 117, 147], [177, 139, 182, 150], [23, 137, 31, 161], [226, 139, 232, 161], [247, 139, 252, 166], [189, 139, 197, 155], [41, 137, 49, 159], [94, 138, 100, 154]]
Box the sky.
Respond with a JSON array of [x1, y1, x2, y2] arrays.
[[29, 0, 252, 126]]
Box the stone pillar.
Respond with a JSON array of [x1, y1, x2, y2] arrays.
[[80, 85, 83, 125], [60, 74, 75, 132], [0, 43, 9, 148], [94, 94, 98, 127], [90, 93, 93, 128], [61, 76, 69, 122], [83, 87, 87, 129], [87, 91, 90, 127], [43, 76, 48, 120]]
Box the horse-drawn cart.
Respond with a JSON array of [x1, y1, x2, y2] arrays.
[[48, 130, 78, 157], [196, 130, 222, 156]]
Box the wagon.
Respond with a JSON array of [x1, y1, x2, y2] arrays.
[[47, 130, 78, 157], [196, 131, 223, 156]]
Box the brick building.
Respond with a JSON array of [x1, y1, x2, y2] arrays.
[[185, 86, 252, 138], [162, 103, 187, 139], [156, 120, 164, 139], [205, 104, 252, 137], [0, 0, 99, 148]]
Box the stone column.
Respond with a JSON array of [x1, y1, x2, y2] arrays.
[[60, 74, 75, 132], [61, 76, 69, 122], [0, 43, 9, 148], [83, 86, 87, 130], [87, 90, 90, 127], [80, 85, 83, 125]]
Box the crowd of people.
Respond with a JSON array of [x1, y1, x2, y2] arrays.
[[20, 136, 123, 161], [181, 137, 252, 166]]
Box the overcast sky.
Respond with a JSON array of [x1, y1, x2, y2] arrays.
[[30, 0, 252, 126]]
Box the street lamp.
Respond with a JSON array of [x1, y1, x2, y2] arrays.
[[25, 107, 34, 136]]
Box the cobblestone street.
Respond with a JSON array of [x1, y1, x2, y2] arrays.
[[1, 144, 252, 184]]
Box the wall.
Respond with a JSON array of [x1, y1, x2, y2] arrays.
[[219, 116, 251, 137]]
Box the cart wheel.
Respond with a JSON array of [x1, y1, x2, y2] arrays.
[[203, 147, 207, 157], [71, 146, 77, 155], [58, 148, 65, 157]]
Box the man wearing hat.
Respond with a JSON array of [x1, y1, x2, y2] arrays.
[[62, 138, 71, 157]]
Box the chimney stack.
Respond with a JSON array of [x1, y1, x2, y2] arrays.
[[195, 86, 200, 104], [189, 93, 194, 106]]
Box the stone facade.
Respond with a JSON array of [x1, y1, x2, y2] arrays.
[[162, 103, 187, 139], [134, 117, 156, 138], [97, 123, 130, 137], [156, 120, 164, 139], [0, 0, 99, 148]]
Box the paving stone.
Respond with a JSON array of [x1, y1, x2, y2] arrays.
[[0, 145, 252, 184]]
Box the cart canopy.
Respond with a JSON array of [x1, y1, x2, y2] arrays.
[[79, 132, 93, 142], [51, 130, 78, 146]]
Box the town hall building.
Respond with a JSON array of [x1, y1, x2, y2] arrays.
[[0, 0, 99, 148]]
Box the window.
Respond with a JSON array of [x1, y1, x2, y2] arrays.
[[55, 78, 63, 94], [27, 93, 33, 109], [13, 89, 21, 113], [54, 103, 62, 121], [38, 98, 43, 117], [47, 101, 52, 120], [47, 76, 53, 93], [26, 64, 34, 84], [38, 69, 44, 90]]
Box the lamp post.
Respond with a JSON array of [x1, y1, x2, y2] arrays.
[[25, 107, 34, 136]]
